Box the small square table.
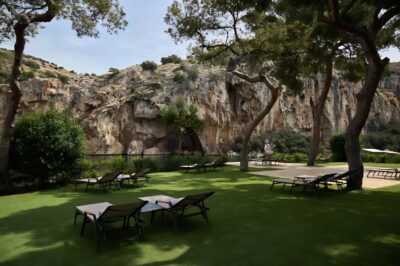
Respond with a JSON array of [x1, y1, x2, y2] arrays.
[[139, 195, 184, 209]]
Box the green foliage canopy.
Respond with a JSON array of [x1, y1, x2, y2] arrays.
[[161, 54, 182, 65], [364, 120, 400, 151], [160, 98, 204, 135], [165, 0, 304, 93], [141, 61, 158, 72], [11, 108, 85, 181], [0, 0, 127, 42]]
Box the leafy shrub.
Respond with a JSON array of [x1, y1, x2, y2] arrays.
[[173, 72, 186, 83], [141, 61, 157, 72], [329, 132, 347, 162], [284, 153, 308, 163], [361, 153, 400, 163], [363, 120, 400, 151], [43, 70, 57, 78], [100, 156, 133, 173], [20, 71, 35, 81], [24, 59, 40, 70], [77, 159, 99, 178], [209, 72, 220, 82], [157, 156, 183, 171], [232, 130, 310, 154], [57, 73, 69, 84], [231, 136, 243, 153], [11, 108, 85, 184], [133, 157, 158, 170], [161, 54, 182, 65], [147, 82, 162, 90], [108, 67, 120, 77], [0, 70, 10, 84], [186, 66, 199, 81], [157, 155, 209, 171]]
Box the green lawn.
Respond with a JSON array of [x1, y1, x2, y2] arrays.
[[1, 167, 400, 265]]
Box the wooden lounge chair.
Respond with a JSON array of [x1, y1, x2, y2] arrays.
[[178, 161, 208, 172], [117, 168, 151, 186], [72, 171, 122, 191], [140, 191, 215, 229], [74, 201, 148, 251], [271, 173, 337, 193]]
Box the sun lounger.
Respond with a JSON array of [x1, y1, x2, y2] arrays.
[[271, 154, 285, 165], [139, 191, 215, 229], [117, 168, 151, 186], [178, 161, 208, 172], [271, 173, 337, 193], [367, 168, 399, 179], [72, 171, 122, 191], [204, 157, 227, 170], [326, 171, 354, 189], [74, 201, 148, 251], [256, 154, 274, 165]]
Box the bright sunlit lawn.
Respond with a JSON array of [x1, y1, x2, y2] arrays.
[[0, 166, 400, 266]]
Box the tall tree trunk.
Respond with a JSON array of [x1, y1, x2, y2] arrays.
[[345, 58, 388, 190], [230, 71, 281, 172], [0, 20, 28, 193], [240, 88, 279, 171], [307, 58, 333, 166], [178, 131, 183, 154]]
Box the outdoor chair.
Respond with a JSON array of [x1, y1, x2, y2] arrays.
[[74, 201, 148, 251], [117, 168, 151, 186], [178, 161, 208, 172], [256, 154, 273, 165], [204, 157, 227, 170], [278, 154, 286, 164], [271, 173, 337, 193], [271, 154, 285, 165], [316, 153, 332, 162], [367, 168, 399, 179], [72, 172, 122, 191], [326, 171, 354, 189], [140, 191, 215, 229]]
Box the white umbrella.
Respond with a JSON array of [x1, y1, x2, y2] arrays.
[[362, 148, 400, 154]]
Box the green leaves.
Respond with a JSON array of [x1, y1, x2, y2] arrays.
[[0, 0, 127, 42], [160, 98, 204, 134], [11, 108, 85, 180]]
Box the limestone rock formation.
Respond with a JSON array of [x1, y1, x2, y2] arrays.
[[0, 62, 399, 154]]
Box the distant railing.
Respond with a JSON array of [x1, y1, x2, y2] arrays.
[[84, 153, 225, 162]]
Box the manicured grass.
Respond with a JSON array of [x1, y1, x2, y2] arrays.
[[1, 166, 400, 265]]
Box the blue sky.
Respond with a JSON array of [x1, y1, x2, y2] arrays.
[[1, 0, 399, 74], [2, 0, 191, 74]]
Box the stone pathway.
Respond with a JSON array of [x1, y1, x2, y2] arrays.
[[227, 162, 400, 189]]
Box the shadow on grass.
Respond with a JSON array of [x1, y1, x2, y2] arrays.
[[1, 167, 400, 265]]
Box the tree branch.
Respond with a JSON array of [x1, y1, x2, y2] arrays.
[[232, 70, 278, 92], [341, 0, 357, 15], [29, 0, 57, 23], [374, 4, 400, 33]]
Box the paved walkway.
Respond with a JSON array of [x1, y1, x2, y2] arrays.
[[227, 162, 400, 189]]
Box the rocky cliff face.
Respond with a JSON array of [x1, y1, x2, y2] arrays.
[[0, 62, 399, 154]]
